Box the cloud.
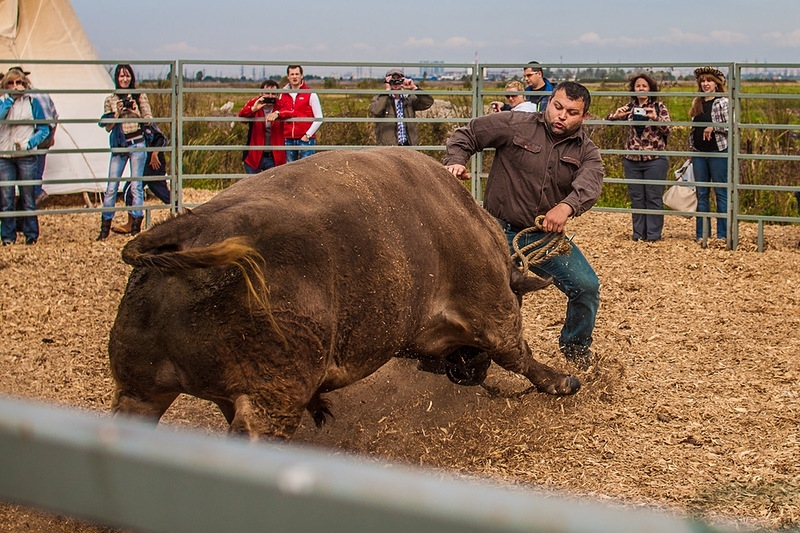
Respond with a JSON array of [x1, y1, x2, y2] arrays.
[[401, 36, 483, 50], [404, 37, 436, 48], [570, 28, 749, 48], [160, 41, 204, 54], [762, 28, 800, 47], [709, 30, 749, 45]]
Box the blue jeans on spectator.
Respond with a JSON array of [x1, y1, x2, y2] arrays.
[[501, 223, 600, 349], [692, 151, 728, 240], [285, 138, 315, 162], [103, 140, 146, 221], [0, 156, 39, 243], [623, 156, 668, 241], [244, 153, 276, 174], [34, 153, 46, 199]]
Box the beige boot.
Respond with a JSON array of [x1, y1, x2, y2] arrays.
[[112, 213, 134, 234]]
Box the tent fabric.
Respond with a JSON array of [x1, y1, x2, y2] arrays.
[[1, 0, 113, 195]]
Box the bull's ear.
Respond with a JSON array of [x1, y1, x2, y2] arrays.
[[510, 268, 551, 296]]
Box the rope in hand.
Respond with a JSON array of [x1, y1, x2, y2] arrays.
[[510, 215, 573, 278]]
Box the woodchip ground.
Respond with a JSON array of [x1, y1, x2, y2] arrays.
[[1, 189, 798, 532]]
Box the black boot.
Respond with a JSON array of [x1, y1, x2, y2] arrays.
[[129, 216, 143, 237], [96, 218, 112, 241]]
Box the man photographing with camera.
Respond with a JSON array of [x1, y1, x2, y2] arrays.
[[238, 79, 286, 174], [369, 67, 433, 146]]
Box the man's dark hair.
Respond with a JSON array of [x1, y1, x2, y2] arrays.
[[261, 79, 279, 89], [287, 64, 304, 75], [527, 60, 543, 74], [553, 81, 591, 114]]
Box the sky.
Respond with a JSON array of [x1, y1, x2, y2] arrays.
[[70, 0, 800, 77]]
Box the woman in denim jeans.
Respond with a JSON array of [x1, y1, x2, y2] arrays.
[[97, 64, 151, 240], [689, 66, 729, 242], [0, 68, 50, 245], [606, 73, 672, 242]]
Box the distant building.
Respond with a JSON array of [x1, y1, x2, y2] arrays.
[[420, 61, 445, 79]]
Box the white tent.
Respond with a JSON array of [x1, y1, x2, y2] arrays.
[[0, 0, 112, 195]]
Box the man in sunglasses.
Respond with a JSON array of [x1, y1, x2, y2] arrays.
[[369, 67, 433, 146]]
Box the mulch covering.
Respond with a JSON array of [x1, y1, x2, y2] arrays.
[[1, 190, 798, 532]]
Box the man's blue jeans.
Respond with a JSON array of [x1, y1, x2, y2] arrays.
[[502, 225, 600, 349], [692, 152, 729, 239], [0, 156, 39, 243], [103, 141, 146, 221], [284, 138, 315, 162], [244, 153, 276, 174]]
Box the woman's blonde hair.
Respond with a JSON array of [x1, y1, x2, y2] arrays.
[[3, 68, 26, 87], [505, 80, 525, 93]]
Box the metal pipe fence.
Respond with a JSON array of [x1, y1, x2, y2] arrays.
[[0, 395, 742, 533], [2, 59, 788, 530], [1, 60, 799, 250]]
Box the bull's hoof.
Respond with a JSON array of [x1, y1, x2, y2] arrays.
[[417, 358, 448, 375], [546, 375, 581, 396], [444, 349, 491, 387]]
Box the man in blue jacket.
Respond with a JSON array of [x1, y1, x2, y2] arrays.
[[523, 61, 554, 112]]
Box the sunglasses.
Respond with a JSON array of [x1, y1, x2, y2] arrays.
[[5, 80, 25, 87]]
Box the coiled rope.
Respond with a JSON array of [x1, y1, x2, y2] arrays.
[[510, 215, 573, 277]]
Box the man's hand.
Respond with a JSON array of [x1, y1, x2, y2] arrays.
[[445, 164, 470, 180], [541, 203, 573, 233]]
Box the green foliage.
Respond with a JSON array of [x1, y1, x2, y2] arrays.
[[142, 79, 800, 217], [316, 94, 374, 147]]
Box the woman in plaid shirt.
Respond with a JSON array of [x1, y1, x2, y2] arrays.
[[689, 66, 729, 241], [607, 73, 672, 242]]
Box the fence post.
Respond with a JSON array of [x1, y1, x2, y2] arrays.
[[729, 62, 739, 250]]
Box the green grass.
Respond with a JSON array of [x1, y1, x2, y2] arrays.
[[144, 79, 800, 217]]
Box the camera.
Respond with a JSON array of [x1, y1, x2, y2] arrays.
[[120, 97, 135, 110], [260, 97, 276, 105], [632, 107, 647, 117]]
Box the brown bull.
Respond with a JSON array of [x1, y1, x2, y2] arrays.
[[110, 147, 580, 440]]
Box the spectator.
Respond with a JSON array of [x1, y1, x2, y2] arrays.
[[97, 64, 151, 240], [522, 61, 554, 112], [689, 66, 729, 242], [238, 79, 286, 174], [606, 73, 672, 242], [491, 81, 537, 113], [269, 65, 322, 162], [7, 67, 57, 207], [0, 67, 50, 245], [369, 67, 433, 146], [113, 123, 172, 234], [444, 82, 604, 369]]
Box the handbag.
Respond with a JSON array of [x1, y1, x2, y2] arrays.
[[662, 159, 697, 216], [673, 158, 694, 182]]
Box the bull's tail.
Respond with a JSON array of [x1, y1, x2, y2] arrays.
[[122, 234, 255, 270], [121, 226, 287, 349]]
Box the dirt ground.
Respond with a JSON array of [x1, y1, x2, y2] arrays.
[[1, 189, 798, 532]]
